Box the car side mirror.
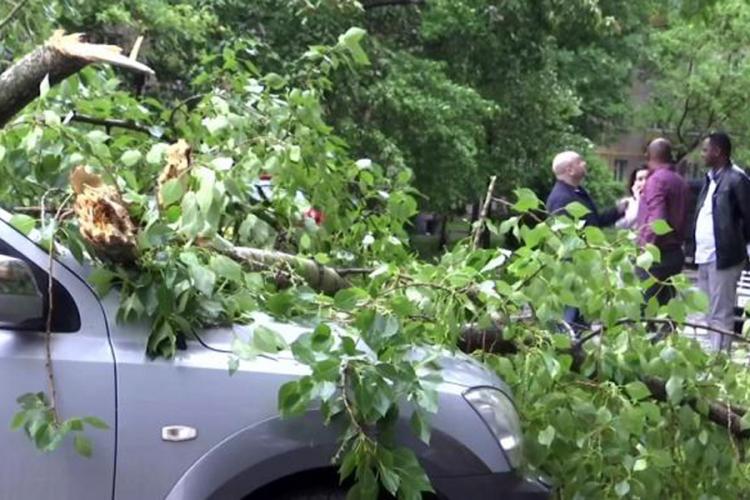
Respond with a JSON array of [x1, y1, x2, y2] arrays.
[[0, 255, 44, 329]]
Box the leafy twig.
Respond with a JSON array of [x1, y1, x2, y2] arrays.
[[43, 192, 74, 423]]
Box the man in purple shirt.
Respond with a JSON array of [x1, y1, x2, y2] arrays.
[[636, 138, 690, 305]]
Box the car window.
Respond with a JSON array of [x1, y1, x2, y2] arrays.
[[0, 238, 81, 332]]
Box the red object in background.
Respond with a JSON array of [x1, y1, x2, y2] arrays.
[[305, 208, 324, 225], [259, 173, 273, 180]]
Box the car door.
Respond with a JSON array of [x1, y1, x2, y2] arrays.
[[0, 217, 116, 500]]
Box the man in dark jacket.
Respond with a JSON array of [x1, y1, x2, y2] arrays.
[[546, 151, 623, 226], [693, 132, 750, 351], [545, 151, 624, 329]]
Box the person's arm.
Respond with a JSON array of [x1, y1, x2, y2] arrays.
[[599, 204, 624, 227], [614, 198, 637, 229]]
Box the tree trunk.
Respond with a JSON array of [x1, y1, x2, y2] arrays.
[[438, 213, 450, 250], [0, 30, 154, 128], [221, 245, 350, 294]]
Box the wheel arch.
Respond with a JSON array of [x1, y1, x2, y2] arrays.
[[164, 411, 341, 500]]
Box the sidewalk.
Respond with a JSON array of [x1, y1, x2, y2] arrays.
[[680, 267, 749, 364]]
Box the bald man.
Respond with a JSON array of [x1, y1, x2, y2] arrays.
[[546, 151, 625, 329], [545, 151, 623, 227], [636, 138, 689, 305]]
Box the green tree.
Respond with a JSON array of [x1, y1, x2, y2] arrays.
[[641, 0, 750, 161]]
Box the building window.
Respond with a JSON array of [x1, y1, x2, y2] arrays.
[[614, 159, 628, 181]]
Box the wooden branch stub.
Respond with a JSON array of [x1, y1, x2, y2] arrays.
[[0, 30, 155, 128]]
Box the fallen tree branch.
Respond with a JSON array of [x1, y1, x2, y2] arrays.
[[620, 317, 750, 344], [220, 245, 350, 294], [468, 320, 750, 439], [0, 30, 154, 127], [570, 318, 750, 353], [335, 267, 375, 277], [67, 112, 161, 138], [643, 376, 749, 438]]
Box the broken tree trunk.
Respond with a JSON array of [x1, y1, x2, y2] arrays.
[[223, 246, 350, 294], [0, 30, 154, 128]]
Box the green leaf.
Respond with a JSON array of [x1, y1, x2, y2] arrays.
[[538, 425, 555, 446], [565, 201, 591, 219], [338, 27, 370, 66], [146, 143, 168, 165], [665, 375, 684, 404], [410, 409, 431, 445], [289, 145, 301, 163], [481, 251, 510, 273], [39, 74, 50, 98], [0, 145, 6, 162], [195, 167, 217, 213], [253, 325, 288, 353], [210, 255, 243, 283], [651, 219, 673, 236], [86, 130, 110, 144], [232, 336, 259, 361], [74, 434, 92, 458], [9, 214, 36, 235], [636, 251, 654, 270], [311, 323, 333, 351], [614, 480, 630, 497], [346, 467, 378, 500], [584, 226, 606, 245], [120, 150, 142, 167], [625, 381, 651, 401], [278, 378, 312, 418], [633, 458, 648, 472], [160, 179, 184, 206], [203, 115, 230, 135], [513, 188, 541, 212], [82, 416, 109, 430], [10, 411, 27, 430], [189, 264, 216, 296], [334, 287, 368, 311], [228, 357, 240, 375]]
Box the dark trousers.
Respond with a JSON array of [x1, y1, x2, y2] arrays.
[[637, 247, 684, 306]]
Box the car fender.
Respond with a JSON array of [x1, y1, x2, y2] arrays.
[[165, 395, 498, 500]]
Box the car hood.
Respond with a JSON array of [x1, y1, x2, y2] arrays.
[[198, 312, 511, 394]]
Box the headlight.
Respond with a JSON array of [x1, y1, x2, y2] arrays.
[[463, 387, 524, 469]]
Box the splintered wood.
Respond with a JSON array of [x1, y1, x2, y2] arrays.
[[71, 166, 138, 264]]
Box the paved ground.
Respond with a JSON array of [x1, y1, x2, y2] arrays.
[[680, 267, 750, 364]]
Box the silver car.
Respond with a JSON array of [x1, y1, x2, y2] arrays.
[[0, 210, 549, 499]]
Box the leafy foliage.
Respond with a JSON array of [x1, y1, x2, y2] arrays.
[[11, 392, 107, 458], [641, 0, 750, 160], [3, 3, 750, 499]]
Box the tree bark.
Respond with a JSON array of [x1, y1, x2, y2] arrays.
[[0, 30, 154, 128], [222, 246, 350, 294]]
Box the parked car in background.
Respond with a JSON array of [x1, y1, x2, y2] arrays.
[[0, 209, 549, 499]]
